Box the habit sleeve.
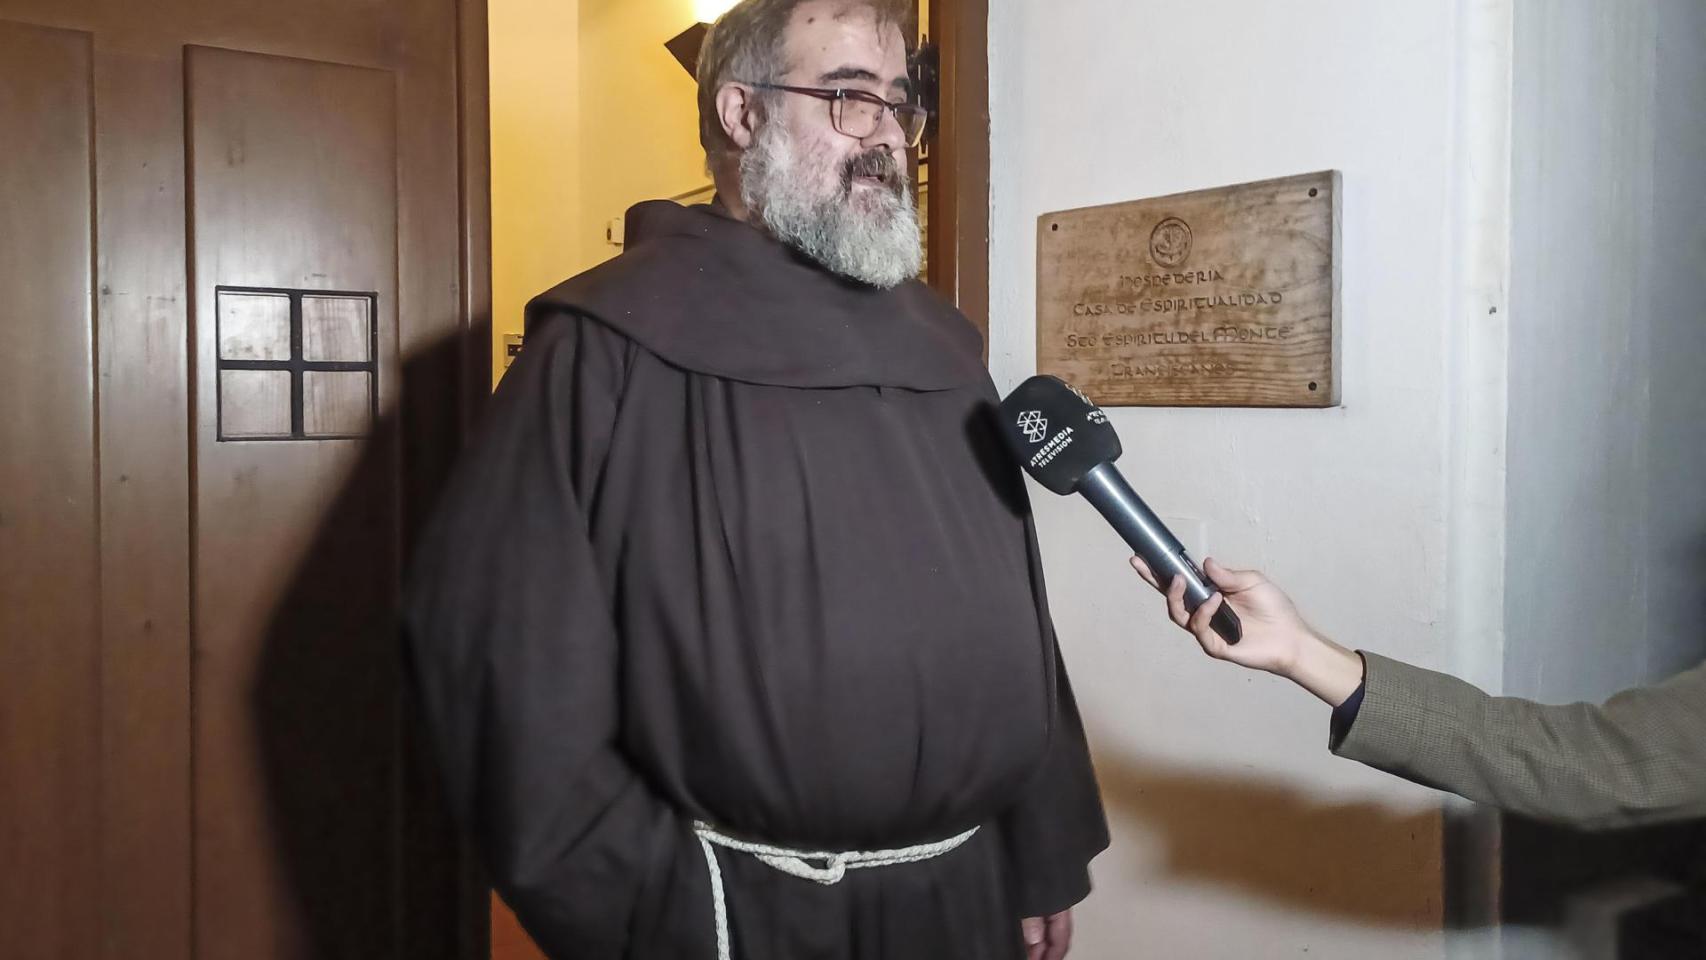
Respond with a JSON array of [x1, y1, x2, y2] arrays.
[[403, 316, 672, 959], [997, 517, 1110, 918]]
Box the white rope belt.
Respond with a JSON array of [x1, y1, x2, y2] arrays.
[[692, 820, 979, 960]]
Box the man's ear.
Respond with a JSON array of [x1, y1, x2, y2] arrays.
[[716, 82, 761, 150]]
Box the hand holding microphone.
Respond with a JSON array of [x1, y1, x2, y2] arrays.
[[1127, 555, 1346, 693], [996, 375, 1242, 645]]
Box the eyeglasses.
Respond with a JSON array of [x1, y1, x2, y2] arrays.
[[745, 82, 929, 148]]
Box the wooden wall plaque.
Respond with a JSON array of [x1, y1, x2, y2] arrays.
[[1037, 171, 1341, 407]]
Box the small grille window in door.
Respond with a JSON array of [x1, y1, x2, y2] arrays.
[[215, 287, 378, 441]]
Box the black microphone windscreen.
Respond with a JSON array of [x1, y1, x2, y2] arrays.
[[996, 375, 1122, 495]]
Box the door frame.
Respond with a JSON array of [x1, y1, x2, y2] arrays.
[[926, 0, 990, 354], [460, 0, 495, 413], [455, 0, 496, 953], [473, 1, 984, 956]]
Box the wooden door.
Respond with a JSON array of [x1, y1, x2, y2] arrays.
[[0, 2, 490, 958]]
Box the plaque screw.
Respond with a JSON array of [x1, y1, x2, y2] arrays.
[[1308, 381, 1319, 391], [1050, 223, 1058, 231], [1308, 188, 1318, 198]]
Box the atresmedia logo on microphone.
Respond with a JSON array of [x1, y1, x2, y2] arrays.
[[1024, 421, 1075, 470], [1017, 410, 1049, 443]]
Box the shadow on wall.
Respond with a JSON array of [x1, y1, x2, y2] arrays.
[[1498, 526, 1706, 956], [1093, 752, 1444, 930], [1096, 750, 1706, 955], [1692, 526, 1706, 619], [1501, 808, 1706, 956], [251, 330, 486, 959], [1656, 528, 1706, 676]]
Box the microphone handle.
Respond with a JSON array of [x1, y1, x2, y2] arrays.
[[1077, 462, 1242, 645]]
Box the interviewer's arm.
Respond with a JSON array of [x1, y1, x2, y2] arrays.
[[1132, 557, 1706, 829], [1335, 652, 1706, 829]]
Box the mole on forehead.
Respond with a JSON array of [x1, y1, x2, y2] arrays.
[[791, 4, 900, 62], [801, 0, 886, 25]]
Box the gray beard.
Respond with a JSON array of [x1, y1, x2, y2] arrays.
[[739, 123, 923, 289]]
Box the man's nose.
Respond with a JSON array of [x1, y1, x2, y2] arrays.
[[860, 106, 906, 155]]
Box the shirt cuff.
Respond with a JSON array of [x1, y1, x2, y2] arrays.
[[1327, 653, 1369, 750]]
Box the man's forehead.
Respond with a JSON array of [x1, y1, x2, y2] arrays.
[[782, 2, 909, 86]]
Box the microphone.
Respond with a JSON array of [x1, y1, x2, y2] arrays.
[[996, 375, 1241, 645]]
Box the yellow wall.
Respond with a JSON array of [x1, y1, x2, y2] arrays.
[[489, 0, 583, 387], [490, 0, 711, 386], [576, 0, 709, 273]]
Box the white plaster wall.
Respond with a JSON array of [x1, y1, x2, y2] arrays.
[[1505, 1, 1659, 704], [1500, 4, 1706, 954], [1499, 0, 1706, 704], [1646, 0, 1706, 680], [1504, 0, 1706, 711], [989, 1, 1515, 956]]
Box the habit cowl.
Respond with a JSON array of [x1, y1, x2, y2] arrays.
[[404, 201, 1108, 960]]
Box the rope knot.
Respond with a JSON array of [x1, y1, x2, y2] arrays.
[[691, 820, 979, 960], [762, 851, 848, 884]]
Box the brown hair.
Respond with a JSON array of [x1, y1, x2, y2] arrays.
[[695, 0, 912, 159]]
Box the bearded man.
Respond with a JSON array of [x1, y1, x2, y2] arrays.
[[403, 2, 1107, 958]]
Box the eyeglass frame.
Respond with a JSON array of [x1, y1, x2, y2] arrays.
[[741, 82, 929, 148]]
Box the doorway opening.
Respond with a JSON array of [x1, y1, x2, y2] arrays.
[[483, 0, 986, 955], [487, 0, 987, 390]]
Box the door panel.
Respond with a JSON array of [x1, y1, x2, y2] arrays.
[[0, 20, 100, 960], [94, 37, 196, 960], [185, 45, 403, 959]]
